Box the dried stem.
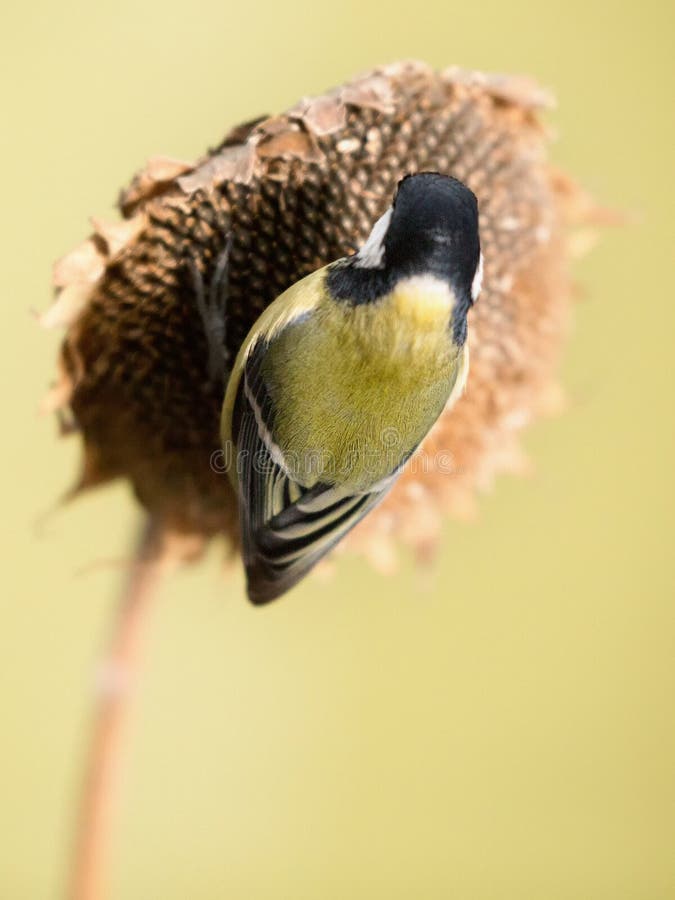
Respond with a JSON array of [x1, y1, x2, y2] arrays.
[[68, 517, 169, 900]]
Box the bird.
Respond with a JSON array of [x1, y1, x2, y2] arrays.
[[218, 172, 482, 604]]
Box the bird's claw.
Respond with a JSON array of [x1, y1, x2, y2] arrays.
[[188, 235, 232, 386]]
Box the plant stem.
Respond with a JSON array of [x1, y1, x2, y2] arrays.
[[68, 517, 169, 900]]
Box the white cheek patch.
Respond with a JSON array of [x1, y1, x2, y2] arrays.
[[471, 252, 484, 302], [354, 207, 392, 269]]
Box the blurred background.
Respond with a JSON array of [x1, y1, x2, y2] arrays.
[[1, 0, 673, 897]]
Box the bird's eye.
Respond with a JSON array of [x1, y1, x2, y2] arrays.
[[471, 253, 484, 303]]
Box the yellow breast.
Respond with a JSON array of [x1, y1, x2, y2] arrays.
[[389, 275, 456, 330]]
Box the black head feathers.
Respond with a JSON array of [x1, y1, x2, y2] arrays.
[[328, 171, 481, 319]]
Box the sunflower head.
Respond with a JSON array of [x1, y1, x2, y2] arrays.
[[43, 61, 595, 569]]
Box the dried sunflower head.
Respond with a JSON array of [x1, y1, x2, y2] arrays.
[[43, 61, 590, 572]]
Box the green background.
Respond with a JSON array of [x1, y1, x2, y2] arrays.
[[1, 0, 673, 897]]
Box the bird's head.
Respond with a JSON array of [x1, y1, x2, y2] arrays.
[[328, 172, 482, 343]]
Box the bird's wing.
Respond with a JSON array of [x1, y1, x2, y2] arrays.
[[220, 265, 333, 452], [230, 337, 395, 604]]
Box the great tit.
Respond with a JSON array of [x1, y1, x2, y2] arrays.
[[220, 172, 482, 604]]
